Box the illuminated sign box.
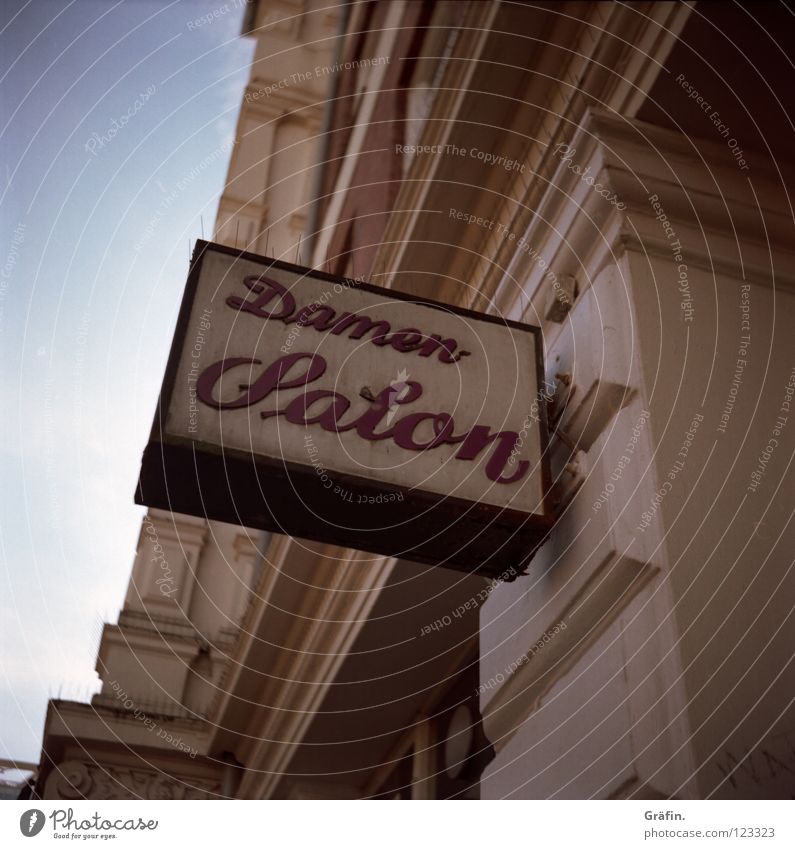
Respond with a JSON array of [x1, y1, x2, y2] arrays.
[[136, 241, 552, 579]]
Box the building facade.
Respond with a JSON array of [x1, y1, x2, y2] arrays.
[[38, 0, 795, 800]]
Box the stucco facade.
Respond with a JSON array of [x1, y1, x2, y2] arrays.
[[37, 0, 795, 800]]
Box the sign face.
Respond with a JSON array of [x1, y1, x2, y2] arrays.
[[136, 241, 552, 578]]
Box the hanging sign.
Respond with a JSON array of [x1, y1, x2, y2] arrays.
[[136, 241, 552, 578]]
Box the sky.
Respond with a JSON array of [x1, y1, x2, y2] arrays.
[[0, 0, 254, 768]]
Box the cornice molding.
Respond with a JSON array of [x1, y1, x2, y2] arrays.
[[481, 551, 658, 753], [493, 108, 795, 327], [374, 1, 698, 314], [236, 548, 397, 798], [43, 759, 219, 800], [140, 511, 208, 550], [206, 534, 397, 798]]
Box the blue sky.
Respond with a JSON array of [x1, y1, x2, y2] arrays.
[[0, 0, 253, 768]]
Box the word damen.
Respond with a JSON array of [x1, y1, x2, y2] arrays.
[[228, 275, 470, 364]]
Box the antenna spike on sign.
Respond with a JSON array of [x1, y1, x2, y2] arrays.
[[296, 233, 302, 265], [235, 220, 240, 250]]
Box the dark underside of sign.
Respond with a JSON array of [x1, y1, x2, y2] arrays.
[[135, 438, 552, 581]]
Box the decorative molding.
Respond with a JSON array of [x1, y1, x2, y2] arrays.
[[494, 108, 795, 331], [44, 760, 220, 800], [480, 551, 658, 753], [244, 84, 325, 125], [236, 547, 398, 798], [373, 2, 693, 314]]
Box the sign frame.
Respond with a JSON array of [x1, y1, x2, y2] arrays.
[[136, 240, 554, 579]]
